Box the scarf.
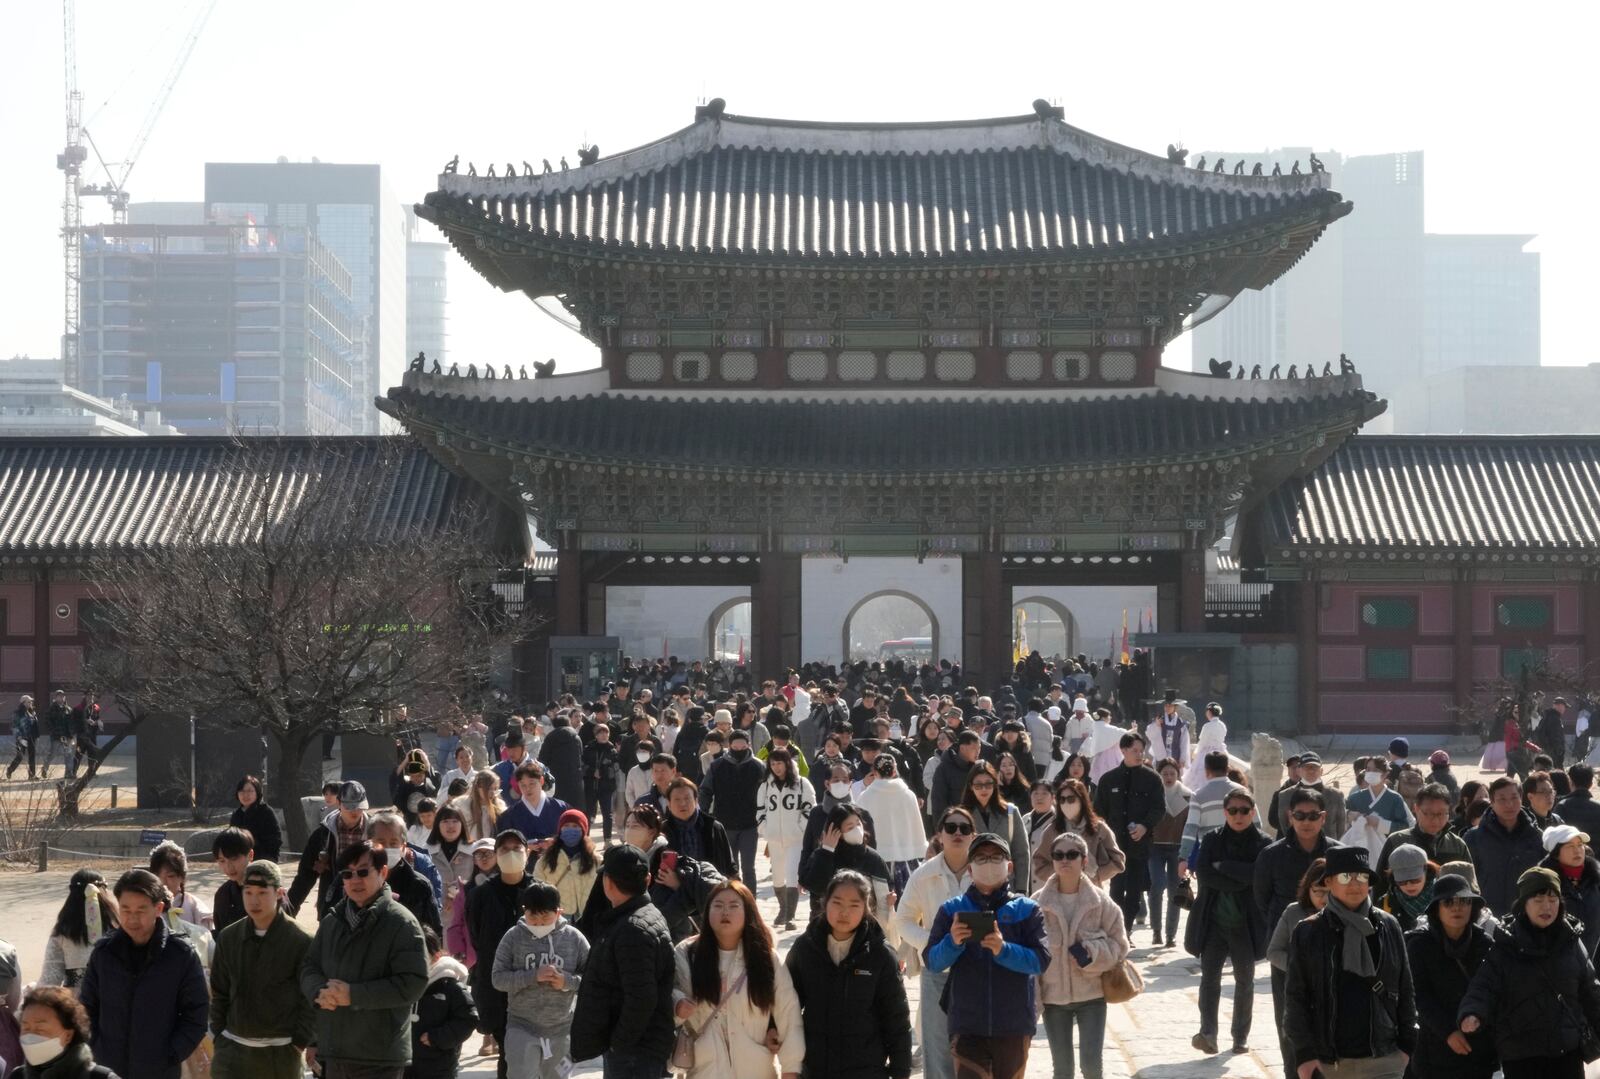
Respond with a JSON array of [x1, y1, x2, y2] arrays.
[[1160, 714, 1184, 760], [1326, 897, 1377, 977], [1162, 781, 1192, 818], [1389, 879, 1434, 924]]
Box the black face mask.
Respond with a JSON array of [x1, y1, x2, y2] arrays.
[[729, 748, 750, 761]]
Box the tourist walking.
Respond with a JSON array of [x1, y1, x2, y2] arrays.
[[755, 748, 814, 930], [1094, 733, 1164, 931], [428, 806, 476, 962], [1033, 829, 1129, 1079], [533, 808, 600, 918], [227, 775, 282, 864], [1403, 873, 1496, 1079], [1030, 778, 1125, 889], [959, 760, 1031, 893], [467, 830, 534, 1074], [786, 870, 913, 1079], [1264, 860, 1328, 1073], [1539, 823, 1600, 958], [492, 880, 590, 1079], [408, 924, 479, 1079], [39, 870, 117, 988], [1185, 789, 1269, 1056], [1147, 758, 1190, 949], [7, 694, 38, 780], [892, 805, 975, 1079], [18, 986, 120, 1078], [1464, 776, 1546, 915], [853, 753, 928, 894], [1459, 867, 1600, 1079], [209, 860, 314, 1079], [800, 802, 893, 925], [671, 880, 804, 1079], [698, 727, 766, 890], [1272, 753, 1349, 840]]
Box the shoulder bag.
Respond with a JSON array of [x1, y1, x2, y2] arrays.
[[670, 969, 748, 1070]]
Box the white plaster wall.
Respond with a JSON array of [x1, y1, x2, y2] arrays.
[[605, 585, 749, 661], [801, 557, 963, 666], [1013, 585, 1159, 661]]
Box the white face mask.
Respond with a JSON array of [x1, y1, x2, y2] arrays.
[[383, 847, 403, 869], [828, 782, 851, 800], [497, 850, 527, 875], [970, 860, 1009, 888], [1364, 771, 1384, 788], [21, 1034, 67, 1066], [636, 752, 651, 764], [842, 826, 866, 846], [525, 918, 557, 939]]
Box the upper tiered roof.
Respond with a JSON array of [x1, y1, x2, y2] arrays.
[[420, 101, 1349, 292]]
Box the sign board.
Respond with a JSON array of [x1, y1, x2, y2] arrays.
[[139, 829, 167, 846]]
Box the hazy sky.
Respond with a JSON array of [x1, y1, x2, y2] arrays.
[[4, 1, 1596, 377]]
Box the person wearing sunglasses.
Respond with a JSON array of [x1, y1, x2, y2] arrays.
[[300, 839, 429, 1078], [1033, 829, 1128, 1079], [1283, 845, 1416, 1079], [1185, 789, 1270, 1056], [892, 807, 978, 1079], [1403, 873, 1496, 1079]]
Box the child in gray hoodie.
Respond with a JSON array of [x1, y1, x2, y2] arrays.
[[491, 880, 590, 1078]]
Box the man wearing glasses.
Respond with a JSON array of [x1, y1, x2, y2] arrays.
[[893, 807, 978, 1079], [301, 839, 429, 1078], [1283, 846, 1416, 1079]]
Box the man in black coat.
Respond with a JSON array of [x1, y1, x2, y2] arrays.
[[849, 685, 881, 738], [570, 845, 676, 1075], [698, 727, 766, 890], [1094, 731, 1166, 930], [672, 705, 710, 785], [807, 684, 851, 757], [466, 830, 531, 1077], [1283, 846, 1416, 1078], [1537, 700, 1570, 767], [368, 812, 442, 934], [537, 712, 585, 809], [1557, 763, 1600, 837], [928, 732, 983, 822], [663, 777, 736, 878]]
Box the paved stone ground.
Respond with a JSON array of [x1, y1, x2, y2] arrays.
[[0, 734, 1565, 1077]]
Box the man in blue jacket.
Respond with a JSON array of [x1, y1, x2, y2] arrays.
[[924, 832, 1051, 1079]]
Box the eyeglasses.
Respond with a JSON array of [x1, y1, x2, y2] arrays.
[[1051, 849, 1085, 862], [1332, 871, 1371, 885], [1225, 806, 1254, 816], [1058, 797, 1079, 806], [970, 781, 995, 790], [339, 867, 377, 880], [941, 821, 975, 835], [970, 857, 1006, 867], [1290, 811, 1324, 822]]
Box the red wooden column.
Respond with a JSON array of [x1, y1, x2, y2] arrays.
[[976, 550, 1008, 689], [1454, 572, 1475, 717], [555, 548, 583, 635], [1179, 549, 1207, 633], [1585, 574, 1600, 679], [755, 551, 792, 683], [33, 572, 50, 703], [1296, 575, 1320, 735]]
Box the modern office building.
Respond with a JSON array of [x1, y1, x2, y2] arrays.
[[1422, 233, 1540, 376], [404, 205, 448, 366], [77, 222, 358, 434], [1385, 364, 1596, 434], [205, 162, 407, 432], [0, 356, 179, 436]]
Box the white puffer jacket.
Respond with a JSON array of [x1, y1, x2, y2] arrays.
[[672, 940, 805, 1079], [852, 777, 928, 863], [755, 778, 813, 845]]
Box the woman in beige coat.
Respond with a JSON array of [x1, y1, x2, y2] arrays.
[[1030, 778, 1127, 888], [672, 879, 804, 1079], [1032, 828, 1130, 1079]]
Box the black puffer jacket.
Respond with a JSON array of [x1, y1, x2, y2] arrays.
[[227, 801, 283, 863], [927, 746, 975, 822], [1283, 902, 1416, 1068], [536, 725, 585, 808], [1459, 912, 1600, 1063], [699, 749, 767, 829], [464, 872, 526, 1033], [1463, 810, 1545, 916], [785, 917, 912, 1079], [1183, 823, 1270, 960], [407, 957, 478, 1079], [569, 894, 676, 1065], [575, 837, 724, 944], [1404, 916, 1496, 1078], [1540, 850, 1600, 959]]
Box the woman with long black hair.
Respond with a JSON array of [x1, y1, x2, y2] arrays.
[[672, 879, 804, 1079], [757, 748, 814, 930], [39, 870, 117, 988], [959, 760, 1031, 892]]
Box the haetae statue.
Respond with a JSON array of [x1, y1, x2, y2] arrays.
[[578, 145, 599, 166], [503, 364, 514, 380], [1233, 160, 1245, 175], [1286, 365, 1298, 380], [542, 159, 553, 175], [1291, 160, 1302, 175], [466, 363, 477, 379], [533, 359, 556, 378], [1166, 143, 1187, 165], [1251, 162, 1263, 176], [559, 157, 569, 171], [1268, 364, 1280, 379], [467, 162, 477, 177], [1207, 357, 1233, 378], [1214, 158, 1225, 174], [523, 161, 534, 177], [484, 363, 496, 380], [430, 357, 441, 375], [448, 362, 460, 377], [519, 365, 529, 379], [1194, 156, 1207, 172], [1271, 162, 1282, 177], [505, 163, 517, 179], [1249, 364, 1261, 379], [485, 164, 496, 178], [1235, 365, 1246, 379], [1322, 361, 1333, 377]]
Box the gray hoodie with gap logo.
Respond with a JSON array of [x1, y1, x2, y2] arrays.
[[490, 917, 591, 1034]]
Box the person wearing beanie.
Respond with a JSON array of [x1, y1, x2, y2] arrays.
[[1539, 824, 1600, 960], [1458, 867, 1600, 1077], [1376, 843, 1436, 927], [1283, 846, 1416, 1078], [533, 809, 600, 919], [1384, 738, 1410, 784], [1403, 873, 1497, 1079], [1376, 782, 1469, 900], [1427, 749, 1460, 801]]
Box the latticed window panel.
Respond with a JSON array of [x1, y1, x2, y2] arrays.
[[1496, 597, 1552, 630], [1361, 597, 1417, 630], [934, 351, 975, 381], [720, 351, 757, 382], [1366, 647, 1411, 681], [787, 351, 827, 381], [624, 352, 663, 381], [673, 352, 709, 382], [1100, 351, 1137, 381], [886, 351, 926, 380], [1005, 351, 1043, 381], [838, 351, 878, 381], [1502, 647, 1548, 680], [1053, 351, 1089, 380]]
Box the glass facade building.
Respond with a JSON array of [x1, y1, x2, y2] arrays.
[[404, 205, 448, 366]]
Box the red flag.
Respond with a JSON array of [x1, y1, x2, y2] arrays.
[[1119, 610, 1130, 664], [738, 635, 745, 666]]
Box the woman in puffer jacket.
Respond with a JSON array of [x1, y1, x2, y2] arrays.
[[1032, 828, 1129, 1079], [756, 749, 814, 931]]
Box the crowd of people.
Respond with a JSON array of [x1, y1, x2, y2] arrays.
[[6, 660, 1600, 1078]]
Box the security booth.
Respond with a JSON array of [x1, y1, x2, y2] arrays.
[[547, 636, 621, 701]]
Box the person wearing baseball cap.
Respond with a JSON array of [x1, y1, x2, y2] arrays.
[[1540, 823, 1600, 959], [1403, 871, 1494, 1077], [210, 860, 314, 1078], [1458, 866, 1600, 1075], [925, 832, 1051, 1076], [1282, 845, 1416, 1078]]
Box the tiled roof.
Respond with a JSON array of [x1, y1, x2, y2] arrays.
[[385, 387, 1380, 477], [422, 110, 1347, 266], [1264, 436, 1600, 551], [0, 437, 525, 557]]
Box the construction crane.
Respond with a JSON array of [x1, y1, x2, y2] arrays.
[[56, 0, 217, 386]]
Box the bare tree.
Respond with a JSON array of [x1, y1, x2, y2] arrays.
[[80, 436, 534, 845]]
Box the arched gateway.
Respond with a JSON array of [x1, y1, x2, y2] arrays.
[[382, 99, 1381, 719]]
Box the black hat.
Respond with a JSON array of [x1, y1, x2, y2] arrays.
[[1163, 688, 1178, 704], [503, 731, 526, 749], [1324, 846, 1371, 877], [603, 843, 650, 892], [969, 832, 1010, 859], [1298, 751, 1322, 766], [1429, 872, 1482, 911], [1388, 737, 1409, 756]]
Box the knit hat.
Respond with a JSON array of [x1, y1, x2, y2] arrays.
[[713, 708, 733, 727], [1428, 750, 1451, 767], [1440, 860, 1479, 890], [1516, 866, 1562, 906], [1388, 737, 1409, 756], [558, 808, 590, 835], [1387, 843, 1427, 884], [1324, 845, 1371, 878], [1543, 823, 1591, 852]]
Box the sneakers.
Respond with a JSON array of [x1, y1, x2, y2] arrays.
[[1192, 1033, 1218, 1055]]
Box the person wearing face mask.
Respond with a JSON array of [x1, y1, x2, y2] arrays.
[[924, 832, 1051, 1078], [1343, 760, 1416, 862], [801, 804, 894, 927], [18, 986, 120, 1078], [533, 809, 600, 918], [1458, 867, 1600, 1079], [366, 813, 442, 935], [894, 807, 977, 1079], [467, 831, 534, 1075], [1030, 778, 1126, 889], [622, 737, 660, 816], [579, 723, 621, 844], [698, 728, 771, 892], [492, 881, 590, 1079]]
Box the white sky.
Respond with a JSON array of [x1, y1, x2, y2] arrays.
[[3, 0, 1597, 377]]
